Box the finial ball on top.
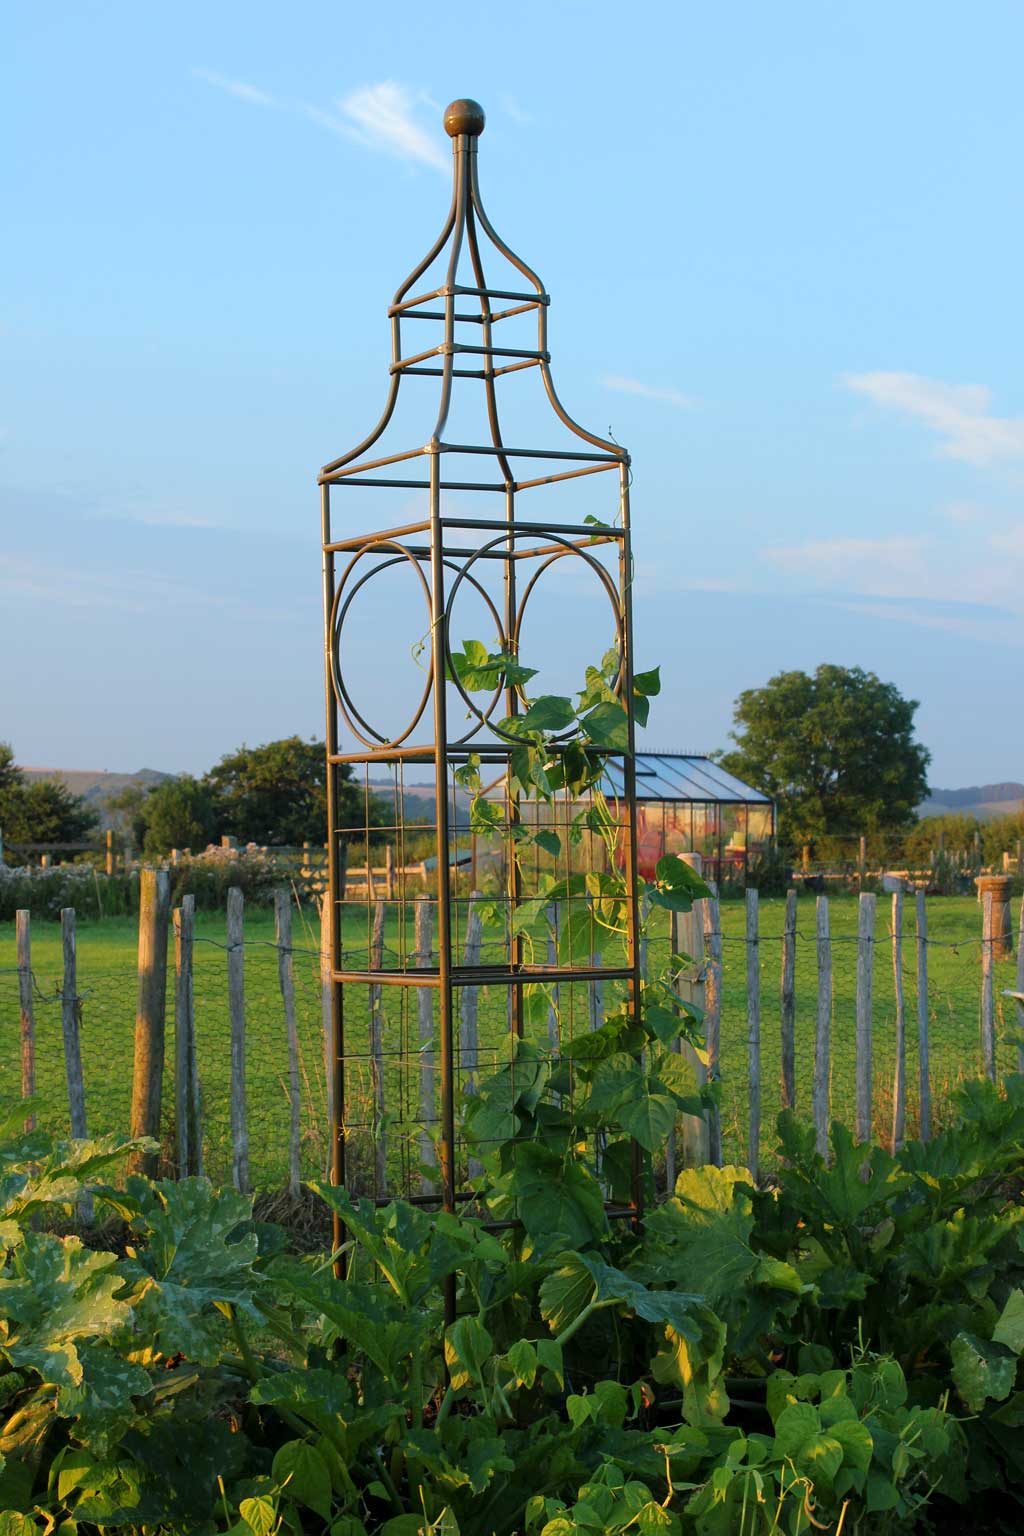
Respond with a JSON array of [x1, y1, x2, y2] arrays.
[[444, 99, 486, 137]]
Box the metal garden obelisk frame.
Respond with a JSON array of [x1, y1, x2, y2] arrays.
[[319, 99, 643, 1278]]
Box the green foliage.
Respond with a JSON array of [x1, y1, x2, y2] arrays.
[[0, 1085, 1021, 1533], [0, 743, 98, 848], [137, 774, 218, 857], [716, 665, 931, 848]]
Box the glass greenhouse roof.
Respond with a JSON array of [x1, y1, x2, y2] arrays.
[[597, 753, 772, 806]]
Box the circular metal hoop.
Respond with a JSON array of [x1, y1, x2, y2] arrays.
[[444, 531, 624, 746], [330, 540, 434, 749]]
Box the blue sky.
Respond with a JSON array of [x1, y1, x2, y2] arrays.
[[3, 2, 1023, 785]]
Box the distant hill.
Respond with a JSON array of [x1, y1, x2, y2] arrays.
[[21, 767, 171, 830], [919, 782, 1024, 821]]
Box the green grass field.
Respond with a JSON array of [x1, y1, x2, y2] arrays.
[[1, 893, 1019, 1190]]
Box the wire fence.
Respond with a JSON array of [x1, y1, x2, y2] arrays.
[[2, 885, 1023, 1194]]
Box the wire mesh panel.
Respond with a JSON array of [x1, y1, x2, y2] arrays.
[[319, 100, 644, 1266]]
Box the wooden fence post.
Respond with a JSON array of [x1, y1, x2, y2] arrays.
[[746, 889, 761, 1180], [173, 895, 199, 1176], [916, 890, 931, 1141], [227, 886, 250, 1193], [780, 887, 797, 1110], [320, 893, 334, 1177], [385, 843, 395, 900], [129, 869, 170, 1177], [1015, 893, 1024, 1074], [60, 907, 87, 1139], [415, 896, 435, 1187], [588, 895, 603, 1031], [858, 835, 867, 888], [981, 889, 995, 1081], [669, 881, 709, 1180], [813, 894, 831, 1157], [369, 898, 387, 1194], [855, 892, 876, 1143], [16, 910, 35, 1130], [702, 882, 723, 1167], [274, 891, 302, 1200], [891, 887, 906, 1152], [105, 828, 114, 877]]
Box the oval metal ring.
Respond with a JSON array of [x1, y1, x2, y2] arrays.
[[330, 540, 433, 749]]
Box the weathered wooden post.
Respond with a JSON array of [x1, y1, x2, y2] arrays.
[[173, 894, 199, 1176], [546, 902, 561, 1053], [415, 896, 435, 1187], [981, 889, 996, 1081], [746, 888, 761, 1180], [916, 890, 931, 1141], [105, 828, 114, 877], [975, 874, 1014, 960], [780, 887, 797, 1110], [813, 894, 831, 1157], [16, 910, 35, 1130], [129, 869, 170, 1176], [369, 898, 387, 1192], [669, 855, 709, 1179], [855, 892, 876, 1142], [460, 892, 484, 1179], [858, 835, 867, 888], [702, 882, 723, 1166], [891, 887, 906, 1152], [385, 843, 395, 900], [275, 891, 302, 1199], [320, 892, 334, 1175], [227, 886, 250, 1192], [61, 907, 89, 1216]]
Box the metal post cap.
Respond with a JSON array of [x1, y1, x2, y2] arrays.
[[444, 99, 485, 137]]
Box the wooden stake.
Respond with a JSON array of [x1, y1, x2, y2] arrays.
[[916, 889, 931, 1141], [129, 869, 170, 1177], [670, 893, 709, 1178], [385, 843, 395, 900], [61, 908, 87, 1139], [320, 892, 334, 1177], [173, 895, 197, 1176], [415, 896, 435, 1187], [105, 828, 114, 877], [780, 887, 797, 1110], [227, 886, 250, 1193], [981, 889, 995, 1081], [813, 894, 831, 1157], [16, 910, 35, 1131], [855, 892, 876, 1143], [746, 888, 761, 1180], [702, 882, 723, 1167], [275, 891, 302, 1200], [369, 898, 387, 1193], [1016, 894, 1024, 1075], [891, 887, 906, 1152]]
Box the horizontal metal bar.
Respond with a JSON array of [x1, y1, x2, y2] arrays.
[[515, 461, 620, 492], [323, 519, 430, 554], [437, 442, 623, 462], [400, 310, 488, 323], [391, 344, 548, 375], [327, 477, 507, 492], [492, 358, 541, 378], [333, 965, 636, 988], [328, 742, 629, 764], [320, 445, 430, 484], [452, 284, 548, 303], [438, 515, 624, 538], [489, 301, 541, 321]]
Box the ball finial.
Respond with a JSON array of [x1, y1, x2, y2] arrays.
[[444, 99, 485, 138]]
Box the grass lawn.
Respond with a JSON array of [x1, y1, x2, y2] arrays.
[[1, 892, 1019, 1189]]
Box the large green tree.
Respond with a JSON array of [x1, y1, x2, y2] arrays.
[[138, 775, 218, 857], [0, 743, 97, 846], [717, 665, 931, 848], [204, 736, 329, 845]]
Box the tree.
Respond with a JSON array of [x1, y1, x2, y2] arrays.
[[717, 665, 931, 849], [203, 737, 329, 845], [0, 743, 97, 845], [138, 776, 218, 857]]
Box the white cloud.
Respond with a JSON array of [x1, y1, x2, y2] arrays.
[[602, 375, 695, 410], [845, 371, 1024, 467], [314, 82, 448, 173], [193, 68, 277, 108], [764, 536, 929, 598]]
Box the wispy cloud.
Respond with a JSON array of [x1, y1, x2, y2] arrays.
[[845, 371, 1024, 467], [502, 94, 531, 125], [193, 71, 447, 174], [602, 375, 695, 410], [310, 83, 447, 173], [192, 68, 277, 108]]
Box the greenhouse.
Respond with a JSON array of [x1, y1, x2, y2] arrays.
[[598, 752, 775, 885]]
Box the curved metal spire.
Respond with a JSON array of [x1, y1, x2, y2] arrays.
[[320, 99, 628, 487]]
